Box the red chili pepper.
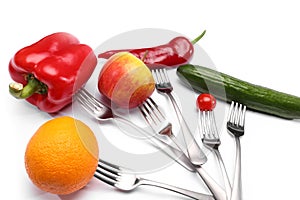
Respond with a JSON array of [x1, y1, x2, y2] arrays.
[[9, 32, 97, 113], [98, 30, 206, 68]]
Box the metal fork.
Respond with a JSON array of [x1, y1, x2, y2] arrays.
[[227, 101, 246, 200], [75, 88, 113, 121], [152, 68, 207, 166], [139, 97, 188, 154], [75, 88, 195, 171], [139, 98, 226, 200], [200, 110, 232, 200], [95, 159, 214, 200]]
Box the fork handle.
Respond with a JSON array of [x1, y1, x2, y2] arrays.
[[114, 116, 195, 172], [231, 137, 242, 200], [139, 178, 214, 200], [195, 167, 227, 200], [167, 93, 207, 165], [214, 149, 232, 200]]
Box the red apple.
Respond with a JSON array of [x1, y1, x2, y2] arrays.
[[98, 52, 155, 108]]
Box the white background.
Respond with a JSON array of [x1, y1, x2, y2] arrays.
[[1, 0, 300, 199]]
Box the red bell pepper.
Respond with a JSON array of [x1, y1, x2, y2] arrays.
[[9, 32, 97, 113]]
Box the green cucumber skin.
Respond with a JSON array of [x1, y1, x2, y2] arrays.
[[177, 64, 300, 119]]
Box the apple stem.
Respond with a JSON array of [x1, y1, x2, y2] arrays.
[[141, 50, 149, 62]]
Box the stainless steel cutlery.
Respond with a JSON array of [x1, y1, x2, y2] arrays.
[[76, 83, 247, 200], [95, 159, 214, 200], [138, 97, 226, 200], [227, 101, 246, 200], [75, 88, 195, 172], [152, 68, 207, 166], [199, 110, 232, 200]]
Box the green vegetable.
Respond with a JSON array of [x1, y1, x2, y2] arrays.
[[177, 64, 300, 119]]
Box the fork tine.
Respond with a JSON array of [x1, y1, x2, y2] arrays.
[[210, 111, 219, 138], [94, 159, 123, 187], [139, 100, 157, 127], [206, 112, 214, 139], [156, 68, 169, 83], [78, 89, 104, 109], [162, 68, 171, 83], [239, 104, 247, 127], [76, 91, 93, 112], [94, 161, 120, 187], [152, 68, 173, 89], [139, 98, 173, 138], [200, 111, 219, 140], [148, 97, 166, 120], [98, 159, 122, 174], [94, 172, 117, 187], [228, 101, 246, 127], [96, 166, 118, 181], [199, 111, 208, 138], [206, 111, 216, 139], [199, 111, 211, 139], [139, 98, 165, 125], [227, 101, 235, 123], [152, 69, 162, 84], [76, 89, 102, 114], [152, 69, 160, 83], [234, 103, 242, 125]]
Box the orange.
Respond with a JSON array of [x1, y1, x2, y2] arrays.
[[25, 116, 99, 195]]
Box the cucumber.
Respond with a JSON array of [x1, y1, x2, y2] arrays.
[[176, 64, 300, 119]]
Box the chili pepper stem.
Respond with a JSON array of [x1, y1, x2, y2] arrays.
[[190, 30, 206, 45], [9, 75, 47, 99]]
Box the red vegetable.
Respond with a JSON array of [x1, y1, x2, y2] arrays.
[[197, 93, 216, 111], [8, 32, 97, 113], [98, 30, 206, 68]]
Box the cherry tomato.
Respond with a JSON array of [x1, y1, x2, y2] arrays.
[[196, 93, 216, 111]]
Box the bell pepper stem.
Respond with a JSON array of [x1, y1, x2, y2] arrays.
[[191, 30, 206, 45], [9, 75, 47, 99]]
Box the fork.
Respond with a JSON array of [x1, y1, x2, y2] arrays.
[[227, 101, 246, 200], [139, 97, 226, 200], [199, 110, 232, 200], [152, 68, 207, 166], [139, 97, 188, 154], [75, 88, 114, 122], [95, 159, 214, 200], [75, 88, 195, 171]]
